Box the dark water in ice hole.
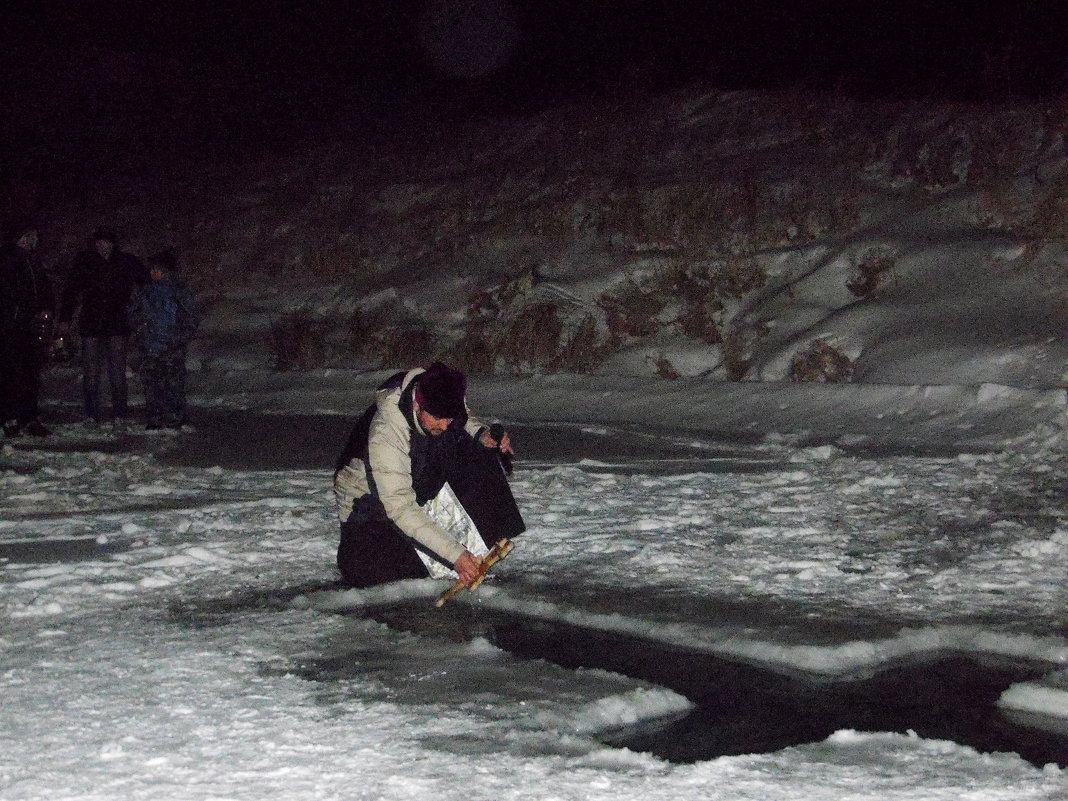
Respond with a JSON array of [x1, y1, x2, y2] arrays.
[[347, 601, 1068, 768]]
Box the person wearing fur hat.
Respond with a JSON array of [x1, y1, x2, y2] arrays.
[[333, 362, 525, 588], [0, 223, 55, 438], [57, 227, 149, 426]]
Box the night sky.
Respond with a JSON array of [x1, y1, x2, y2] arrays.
[[5, 0, 1066, 106]]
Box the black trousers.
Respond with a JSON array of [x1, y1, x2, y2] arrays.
[[0, 330, 45, 425], [337, 431, 525, 588]]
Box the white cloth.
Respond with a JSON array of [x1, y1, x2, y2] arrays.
[[419, 483, 490, 578]]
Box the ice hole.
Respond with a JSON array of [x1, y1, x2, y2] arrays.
[[354, 601, 1068, 768]]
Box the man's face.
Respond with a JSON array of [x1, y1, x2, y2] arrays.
[[16, 230, 38, 251], [95, 239, 114, 259], [417, 407, 452, 436]]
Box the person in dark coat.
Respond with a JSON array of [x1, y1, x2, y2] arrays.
[[0, 223, 55, 438], [127, 250, 199, 430], [333, 362, 525, 588], [57, 228, 149, 425]]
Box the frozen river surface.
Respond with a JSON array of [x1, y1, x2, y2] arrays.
[[1, 408, 1066, 800]]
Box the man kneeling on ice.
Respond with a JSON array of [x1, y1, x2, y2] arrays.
[[333, 362, 525, 588]]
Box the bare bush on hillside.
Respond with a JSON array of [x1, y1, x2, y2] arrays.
[[600, 275, 669, 340], [378, 328, 436, 370], [720, 317, 771, 382], [675, 265, 724, 345], [654, 354, 680, 380], [717, 257, 768, 297], [869, 104, 1055, 192], [555, 314, 606, 373], [269, 310, 328, 371], [441, 321, 496, 374], [847, 249, 896, 298], [789, 339, 855, 383], [496, 303, 564, 370], [452, 274, 610, 374], [598, 257, 767, 350], [1022, 172, 1068, 239], [349, 306, 436, 370]]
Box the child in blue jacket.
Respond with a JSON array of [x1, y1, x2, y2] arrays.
[[127, 250, 199, 429]]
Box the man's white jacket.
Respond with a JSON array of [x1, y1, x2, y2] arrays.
[[334, 368, 488, 566]]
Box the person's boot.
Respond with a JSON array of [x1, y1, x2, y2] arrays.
[[23, 419, 51, 437]]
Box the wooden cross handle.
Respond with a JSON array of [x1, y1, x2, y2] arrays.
[[435, 538, 514, 608]]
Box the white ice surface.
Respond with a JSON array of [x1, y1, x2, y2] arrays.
[[1, 395, 1065, 800]]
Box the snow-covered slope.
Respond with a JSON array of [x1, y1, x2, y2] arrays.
[[25, 83, 1068, 392]]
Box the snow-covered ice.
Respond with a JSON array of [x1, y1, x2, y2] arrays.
[[1, 383, 1065, 800]]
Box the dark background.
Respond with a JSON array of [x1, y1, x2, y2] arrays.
[[5, 0, 1067, 106], [2, 0, 1065, 220]]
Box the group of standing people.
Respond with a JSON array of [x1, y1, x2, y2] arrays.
[[0, 223, 198, 437]]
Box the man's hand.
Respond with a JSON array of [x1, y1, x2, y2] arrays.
[[453, 551, 484, 586], [435, 539, 514, 608], [481, 423, 515, 476], [480, 424, 514, 456]]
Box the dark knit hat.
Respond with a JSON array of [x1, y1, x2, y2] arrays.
[[149, 248, 179, 272], [414, 362, 467, 419], [91, 227, 117, 244]]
